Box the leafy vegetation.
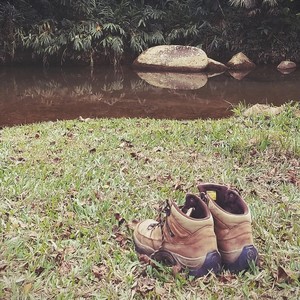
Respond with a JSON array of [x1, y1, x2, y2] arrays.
[[0, 1, 299, 66], [0, 103, 299, 299]]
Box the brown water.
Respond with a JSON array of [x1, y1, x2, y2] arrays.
[[0, 65, 299, 127]]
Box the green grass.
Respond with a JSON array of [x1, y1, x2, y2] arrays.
[[0, 104, 299, 299]]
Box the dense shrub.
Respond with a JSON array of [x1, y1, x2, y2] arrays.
[[0, 0, 299, 66]]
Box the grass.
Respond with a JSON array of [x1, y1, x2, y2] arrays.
[[0, 103, 299, 299]]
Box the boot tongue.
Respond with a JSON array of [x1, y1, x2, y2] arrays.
[[185, 207, 195, 217]]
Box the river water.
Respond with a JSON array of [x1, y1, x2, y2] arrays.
[[0, 65, 299, 127]]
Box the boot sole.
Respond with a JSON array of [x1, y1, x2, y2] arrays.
[[134, 240, 221, 277], [223, 245, 259, 273]]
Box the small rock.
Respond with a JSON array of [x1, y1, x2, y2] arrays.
[[243, 104, 285, 117], [227, 52, 256, 70], [277, 60, 296, 70]]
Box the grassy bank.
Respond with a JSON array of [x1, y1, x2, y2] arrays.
[[0, 104, 299, 299]]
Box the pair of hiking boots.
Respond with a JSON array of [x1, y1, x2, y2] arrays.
[[133, 183, 258, 277]]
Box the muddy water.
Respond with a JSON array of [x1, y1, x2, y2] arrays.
[[0, 65, 299, 127]]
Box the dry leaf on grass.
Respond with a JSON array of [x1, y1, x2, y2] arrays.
[[126, 219, 139, 230], [92, 264, 108, 280], [138, 254, 152, 265], [134, 278, 156, 294], [23, 283, 33, 294], [276, 266, 299, 284], [59, 261, 72, 275], [0, 262, 7, 271], [172, 264, 182, 276]]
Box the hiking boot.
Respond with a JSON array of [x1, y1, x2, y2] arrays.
[[197, 183, 259, 273], [133, 194, 221, 277]]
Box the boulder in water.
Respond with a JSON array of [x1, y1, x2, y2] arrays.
[[133, 45, 208, 72]]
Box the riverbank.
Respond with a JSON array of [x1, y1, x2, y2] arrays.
[[0, 104, 299, 299]]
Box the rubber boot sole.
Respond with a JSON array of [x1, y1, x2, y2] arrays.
[[223, 245, 259, 273], [134, 241, 221, 278]]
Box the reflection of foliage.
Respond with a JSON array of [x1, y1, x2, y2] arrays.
[[0, 0, 299, 65], [102, 81, 124, 92], [16, 72, 151, 106]]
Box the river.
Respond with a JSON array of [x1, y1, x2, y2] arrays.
[[0, 65, 299, 127]]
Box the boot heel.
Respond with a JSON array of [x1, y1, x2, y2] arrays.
[[188, 250, 222, 277], [224, 245, 258, 273]]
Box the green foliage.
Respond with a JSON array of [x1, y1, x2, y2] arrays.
[[0, 0, 299, 66]]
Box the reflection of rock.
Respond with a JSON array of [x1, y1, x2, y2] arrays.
[[227, 52, 256, 70], [133, 45, 208, 72], [228, 69, 252, 80], [137, 72, 208, 90], [277, 68, 296, 75], [207, 58, 228, 72]]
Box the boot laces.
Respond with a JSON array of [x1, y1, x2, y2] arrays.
[[147, 200, 171, 231]]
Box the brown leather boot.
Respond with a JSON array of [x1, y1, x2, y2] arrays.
[[133, 194, 221, 277], [197, 183, 259, 273]]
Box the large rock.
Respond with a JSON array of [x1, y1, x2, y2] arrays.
[[133, 45, 208, 72], [136, 72, 208, 90], [227, 52, 256, 70], [206, 58, 228, 72]]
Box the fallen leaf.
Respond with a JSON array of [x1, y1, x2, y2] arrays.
[[115, 232, 127, 247], [119, 139, 134, 148], [153, 146, 164, 152], [130, 152, 138, 159], [89, 148, 96, 153], [277, 266, 293, 283], [59, 261, 72, 275], [155, 285, 166, 296], [137, 278, 156, 294], [92, 264, 107, 280], [287, 170, 300, 186], [218, 273, 237, 283], [35, 266, 45, 276], [53, 157, 61, 163], [294, 109, 300, 118], [65, 246, 77, 255], [114, 213, 126, 227], [126, 219, 139, 230], [0, 262, 7, 271], [172, 264, 182, 276], [138, 254, 151, 265], [78, 116, 91, 122], [66, 131, 73, 138], [95, 191, 104, 200], [23, 283, 32, 294], [130, 152, 150, 163]]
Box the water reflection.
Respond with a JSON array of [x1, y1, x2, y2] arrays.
[[0, 66, 299, 127], [136, 72, 208, 90]]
